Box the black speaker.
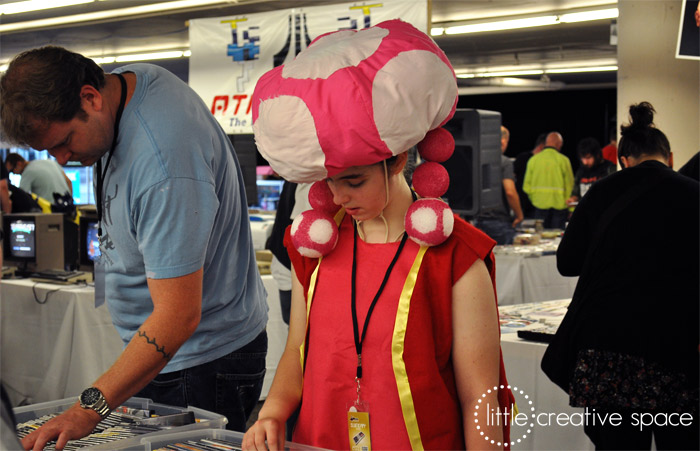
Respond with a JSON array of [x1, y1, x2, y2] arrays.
[[227, 134, 259, 206], [440, 109, 503, 218]]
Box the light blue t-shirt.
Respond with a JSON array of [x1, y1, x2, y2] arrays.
[[98, 64, 267, 372], [20, 159, 70, 202]]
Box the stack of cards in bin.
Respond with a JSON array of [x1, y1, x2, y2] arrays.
[[155, 437, 243, 450]]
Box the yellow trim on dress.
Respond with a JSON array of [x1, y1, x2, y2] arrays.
[[392, 245, 428, 451]]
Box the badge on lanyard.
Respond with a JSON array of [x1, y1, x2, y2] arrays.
[[345, 222, 407, 451], [347, 396, 371, 451]]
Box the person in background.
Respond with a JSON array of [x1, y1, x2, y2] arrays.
[[0, 45, 268, 450], [542, 101, 699, 450], [5, 153, 71, 203], [474, 125, 524, 244], [0, 162, 11, 213], [566, 137, 616, 207], [243, 20, 512, 450], [523, 131, 574, 229], [601, 128, 618, 165], [267, 181, 311, 325], [513, 132, 546, 219]]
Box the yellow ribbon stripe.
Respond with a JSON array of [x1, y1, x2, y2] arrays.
[[392, 245, 428, 451]]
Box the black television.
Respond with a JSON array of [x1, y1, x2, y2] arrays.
[[79, 212, 101, 270], [2, 213, 79, 272], [440, 109, 503, 218]]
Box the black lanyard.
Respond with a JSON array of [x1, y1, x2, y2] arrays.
[[351, 220, 408, 379], [96, 73, 127, 238]]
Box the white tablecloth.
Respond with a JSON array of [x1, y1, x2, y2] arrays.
[[0, 279, 123, 407], [260, 275, 286, 399], [0, 276, 287, 406], [499, 300, 594, 450], [495, 253, 578, 305]]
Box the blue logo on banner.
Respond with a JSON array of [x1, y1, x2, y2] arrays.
[[222, 18, 260, 61]]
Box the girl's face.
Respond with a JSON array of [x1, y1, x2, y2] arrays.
[[326, 163, 387, 221]]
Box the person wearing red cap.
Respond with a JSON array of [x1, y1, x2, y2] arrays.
[[243, 20, 514, 451]]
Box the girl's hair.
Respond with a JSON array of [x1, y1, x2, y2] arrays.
[[618, 102, 671, 164]]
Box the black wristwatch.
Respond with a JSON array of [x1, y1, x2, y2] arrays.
[[79, 387, 111, 419]]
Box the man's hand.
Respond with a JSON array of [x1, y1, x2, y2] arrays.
[[511, 214, 524, 228], [566, 196, 579, 206], [21, 404, 101, 451]]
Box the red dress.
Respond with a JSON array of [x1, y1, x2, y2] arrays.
[[285, 213, 513, 450]]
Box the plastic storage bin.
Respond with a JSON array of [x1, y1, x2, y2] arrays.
[[139, 428, 326, 451], [13, 396, 227, 450]]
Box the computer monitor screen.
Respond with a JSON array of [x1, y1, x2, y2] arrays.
[[8, 218, 36, 260], [79, 213, 100, 269], [85, 222, 101, 261], [63, 165, 95, 205], [255, 179, 284, 211]]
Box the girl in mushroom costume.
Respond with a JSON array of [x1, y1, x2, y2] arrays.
[[243, 19, 513, 451]]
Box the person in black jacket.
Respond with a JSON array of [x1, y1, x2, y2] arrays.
[[542, 101, 699, 450]]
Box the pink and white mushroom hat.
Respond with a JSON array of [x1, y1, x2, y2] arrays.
[[252, 19, 459, 257]]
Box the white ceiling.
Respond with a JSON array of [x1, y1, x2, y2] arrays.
[[0, 0, 618, 92]]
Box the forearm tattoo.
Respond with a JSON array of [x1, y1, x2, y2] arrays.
[[137, 330, 173, 361]]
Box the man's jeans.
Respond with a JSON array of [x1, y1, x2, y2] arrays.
[[533, 208, 568, 229], [475, 217, 516, 245], [136, 330, 267, 432]]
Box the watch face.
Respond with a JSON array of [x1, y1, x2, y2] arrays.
[[81, 387, 101, 405]]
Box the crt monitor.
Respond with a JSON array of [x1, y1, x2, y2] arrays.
[[5, 217, 36, 262], [2, 213, 78, 271], [79, 213, 101, 269]]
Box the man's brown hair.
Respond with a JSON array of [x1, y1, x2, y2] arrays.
[[0, 46, 105, 146]]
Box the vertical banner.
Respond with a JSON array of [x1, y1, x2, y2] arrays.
[[189, 0, 428, 134]]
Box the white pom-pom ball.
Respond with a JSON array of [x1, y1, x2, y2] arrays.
[[405, 198, 454, 247], [291, 210, 339, 258]]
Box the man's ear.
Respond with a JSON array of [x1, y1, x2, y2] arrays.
[[80, 85, 103, 112]]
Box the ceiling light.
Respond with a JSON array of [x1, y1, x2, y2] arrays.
[[0, 46, 191, 70], [434, 7, 619, 36], [90, 56, 116, 65], [88, 50, 190, 64], [0, 0, 94, 15], [559, 8, 618, 23], [115, 51, 186, 62], [456, 63, 617, 78], [445, 16, 558, 35], [0, 0, 234, 33], [545, 65, 617, 74], [458, 69, 545, 78]]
